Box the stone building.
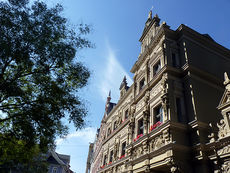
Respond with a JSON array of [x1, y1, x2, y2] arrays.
[[87, 11, 230, 173]]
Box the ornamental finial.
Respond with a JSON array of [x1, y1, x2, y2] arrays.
[[224, 72, 230, 85]]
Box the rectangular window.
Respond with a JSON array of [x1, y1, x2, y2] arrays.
[[139, 78, 145, 91], [121, 142, 126, 156], [103, 154, 107, 165], [107, 128, 111, 136], [138, 118, 144, 135], [154, 105, 163, 123], [153, 61, 161, 76], [52, 167, 57, 173], [113, 121, 117, 130], [109, 150, 113, 162], [124, 109, 129, 119]]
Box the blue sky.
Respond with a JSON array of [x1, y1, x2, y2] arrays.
[[42, 0, 230, 172]]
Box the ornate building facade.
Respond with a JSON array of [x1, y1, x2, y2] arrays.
[[87, 11, 230, 173]]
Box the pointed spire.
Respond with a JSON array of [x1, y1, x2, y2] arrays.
[[148, 10, 152, 20], [120, 76, 128, 90], [107, 90, 111, 103]]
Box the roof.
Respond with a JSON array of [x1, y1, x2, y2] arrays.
[[47, 151, 70, 166]]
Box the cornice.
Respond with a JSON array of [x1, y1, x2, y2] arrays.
[[188, 119, 210, 130], [181, 63, 223, 89], [177, 24, 230, 59]]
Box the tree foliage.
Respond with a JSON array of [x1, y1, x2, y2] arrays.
[[0, 0, 92, 168]]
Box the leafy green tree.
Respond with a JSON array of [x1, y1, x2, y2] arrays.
[[0, 0, 92, 170]]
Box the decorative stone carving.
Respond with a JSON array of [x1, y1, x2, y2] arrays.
[[129, 104, 136, 116], [131, 149, 137, 159], [150, 84, 162, 98], [154, 135, 164, 150], [208, 123, 217, 143], [217, 119, 229, 139], [163, 129, 170, 144], [113, 166, 117, 173], [117, 165, 121, 172], [144, 165, 150, 173], [143, 91, 150, 133], [142, 141, 148, 154], [161, 73, 168, 94], [149, 131, 170, 152], [143, 91, 150, 112], [216, 160, 230, 173], [127, 148, 132, 157], [170, 166, 178, 173], [136, 145, 144, 157], [161, 73, 169, 121], [224, 72, 230, 87], [217, 144, 230, 156], [128, 116, 135, 144], [113, 139, 120, 161], [117, 112, 122, 125]]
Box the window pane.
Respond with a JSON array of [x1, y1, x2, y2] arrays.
[[139, 78, 145, 91], [109, 150, 113, 162], [153, 61, 161, 76], [125, 109, 128, 119], [121, 142, 126, 156], [138, 118, 144, 135], [155, 106, 163, 123]]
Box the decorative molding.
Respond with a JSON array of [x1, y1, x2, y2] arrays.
[[217, 119, 229, 139], [217, 144, 230, 156]]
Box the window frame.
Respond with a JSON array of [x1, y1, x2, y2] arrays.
[[109, 150, 113, 162], [107, 127, 111, 136], [113, 121, 117, 131], [103, 154, 107, 166], [153, 60, 161, 76], [139, 78, 145, 91], [154, 105, 163, 123], [121, 141, 126, 156], [137, 118, 144, 135], [124, 109, 129, 120], [52, 167, 57, 173]]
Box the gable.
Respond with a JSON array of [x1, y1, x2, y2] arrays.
[[218, 88, 230, 109], [47, 155, 60, 165]]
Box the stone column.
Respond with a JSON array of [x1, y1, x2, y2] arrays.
[[143, 91, 150, 134], [161, 73, 169, 121]]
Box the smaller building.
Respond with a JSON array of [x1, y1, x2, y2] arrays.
[[47, 151, 73, 173], [86, 143, 95, 173]]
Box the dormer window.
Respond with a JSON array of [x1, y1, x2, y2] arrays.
[[153, 60, 161, 76], [139, 78, 145, 91]]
